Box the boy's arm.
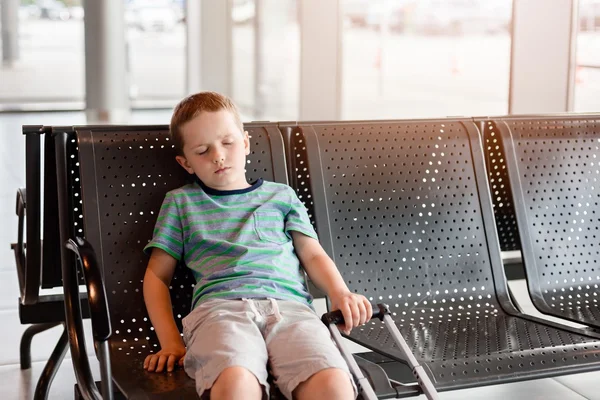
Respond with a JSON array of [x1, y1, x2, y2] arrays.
[[143, 248, 186, 372], [291, 231, 373, 333]]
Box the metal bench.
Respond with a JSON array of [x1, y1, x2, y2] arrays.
[[295, 118, 600, 396]]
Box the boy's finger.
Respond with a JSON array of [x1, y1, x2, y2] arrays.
[[341, 304, 353, 332], [167, 355, 176, 372], [156, 356, 167, 373], [357, 300, 367, 325], [147, 356, 157, 372], [350, 301, 360, 327], [365, 298, 373, 321], [178, 357, 185, 366]]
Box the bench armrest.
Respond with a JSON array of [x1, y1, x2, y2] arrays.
[[63, 237, 113, 400], [66, 237, 111, 340], [13, 188, 27, 295]]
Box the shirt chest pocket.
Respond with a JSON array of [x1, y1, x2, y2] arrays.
[[253, 210, 289, 245]]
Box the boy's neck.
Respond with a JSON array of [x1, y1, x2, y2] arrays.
[[195, 176, 262, 196]]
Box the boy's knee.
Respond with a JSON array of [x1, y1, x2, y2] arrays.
[[294, 368, 354, 400], [211, 366, 261, 398]]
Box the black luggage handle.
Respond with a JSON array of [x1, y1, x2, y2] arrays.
[[321, 304, 387, 325], [322, 303, 439, 400]]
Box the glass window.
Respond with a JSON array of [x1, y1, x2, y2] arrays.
[[0, 0, 185, 109], [573, 0, 600, 112], [341, 0, 513, 119], [232, 0, 299, 120], [126, 0, 186, 107], [0, 0, 85, 108]]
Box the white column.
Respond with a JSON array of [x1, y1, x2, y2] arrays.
[[254, 0, 265, 118], [186, 0, 202, 94], [509, 0, 577, 113], [83, 0, 130, 123], [1, 0, 20, 66], [186, 0, 232, 96], [299, 0, 342, 120]]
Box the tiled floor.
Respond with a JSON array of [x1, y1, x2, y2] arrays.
[[1, 111, 600, 399]]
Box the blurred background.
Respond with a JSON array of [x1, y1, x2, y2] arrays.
[[0, 0, 598, 122], [0, 2, 599, 398]]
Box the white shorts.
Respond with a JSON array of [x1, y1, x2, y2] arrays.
[[182, 298, 357, 399]]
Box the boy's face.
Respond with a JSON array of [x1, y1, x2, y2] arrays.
[[176, 110, 250, 191]]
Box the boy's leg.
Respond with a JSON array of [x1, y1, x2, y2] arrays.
[[293, 368, 355, 400], [210, 366, 263, 400], [182, 299, 269, 399], [265, 301, 357, 400]]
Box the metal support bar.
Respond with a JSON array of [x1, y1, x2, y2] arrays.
[[97, 341, 113, 400], [33, 326, 69, 400], [20, 322, 61, 370]]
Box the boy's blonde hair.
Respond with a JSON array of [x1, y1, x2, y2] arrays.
[[170, 92, 243, 155]]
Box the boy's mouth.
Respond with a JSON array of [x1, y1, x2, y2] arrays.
[[215, 167, 230, 174]]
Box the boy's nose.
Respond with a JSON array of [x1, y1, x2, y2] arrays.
[[212, 148, 225, 163]]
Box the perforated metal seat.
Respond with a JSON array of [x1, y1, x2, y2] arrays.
[[296, 119, 600, 394], [493, 115, 600, 330], [55, 123, 289, 398]]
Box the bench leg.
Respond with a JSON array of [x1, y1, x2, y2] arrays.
[[33, 326, 68, 400], [20, 322, 61, 370]]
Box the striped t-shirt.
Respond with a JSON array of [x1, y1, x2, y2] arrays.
[[144, 178, 318, 310]]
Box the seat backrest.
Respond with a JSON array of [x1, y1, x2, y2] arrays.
[[18, 126, 80, 303], [297, 120, 515, 321], [478, 118, 521, 252], [75, 123, 288, 355], [42, 127, 84, 288], [19, 126, 45, 302], [495, 115, 600, 326]]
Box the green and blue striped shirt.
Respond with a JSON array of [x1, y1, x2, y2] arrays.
[[144, 179, 318, 310]]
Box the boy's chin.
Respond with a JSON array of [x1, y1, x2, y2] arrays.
[[205, 176, 249, 191]]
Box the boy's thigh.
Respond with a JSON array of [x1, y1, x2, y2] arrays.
[[267, 301, 355, 399], [182, 299, 269, 396]]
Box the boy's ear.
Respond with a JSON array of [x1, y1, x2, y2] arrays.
[[175, 155, 194, 174], [244, 130, 250, 156]]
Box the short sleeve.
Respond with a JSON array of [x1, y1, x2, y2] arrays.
[[143, 192, 184, 260], [284, 188, 318, 240]]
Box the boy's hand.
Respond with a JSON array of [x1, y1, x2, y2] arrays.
[[330, 290, 373, 334], [144, 345, 186, 373]]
